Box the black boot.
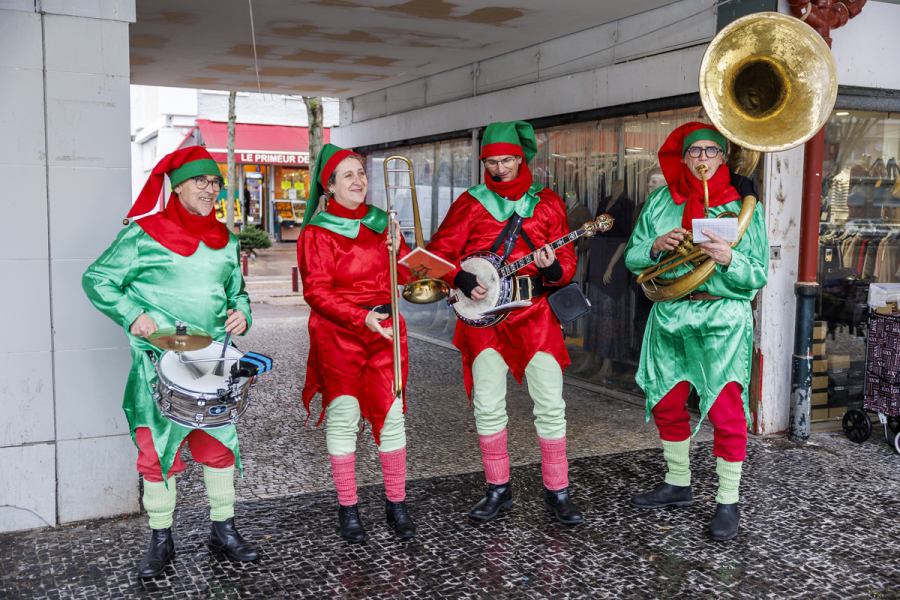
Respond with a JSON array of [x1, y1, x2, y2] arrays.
[[544, 487, 584, 525], [630, 482, 694, 509], [209, 518, 259, 561], [709, 503, 740, 541], [385, 499, 416, 538], [469, 483, 513, 521], [338, 504, 367, 543], [137, 527, 175, 578]]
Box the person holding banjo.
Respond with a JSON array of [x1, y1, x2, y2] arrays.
[[624, 123, 768, 541], [297, 143, 416, 543], [83, 147, 258, 577], [426, 121, 585, 525]]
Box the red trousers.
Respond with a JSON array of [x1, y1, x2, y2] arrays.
[[651, 381, 748, 462], [135, 427, 235, 483]]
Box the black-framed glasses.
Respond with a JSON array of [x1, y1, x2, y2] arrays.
[[192, 176, 223, 190], [686, 146, 723, 159], [483, 157, 518, 169]]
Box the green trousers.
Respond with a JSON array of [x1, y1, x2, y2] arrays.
[[325, 395, 405, 455], [471, 349, 566, 439]]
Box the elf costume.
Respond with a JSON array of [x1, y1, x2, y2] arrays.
[[624, 122, 768, 541], [82, 146, 258, 577], [426, 121, 583, 525], [297, 143, 416, 543]]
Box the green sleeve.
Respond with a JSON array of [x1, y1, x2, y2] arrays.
[[226, 240, 253, 335], [714, 202, 769, 291], [625, 188, 666, 274], [82, 224, 145, 330]]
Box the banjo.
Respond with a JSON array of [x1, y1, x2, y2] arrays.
[[448, 214, 613, 328]]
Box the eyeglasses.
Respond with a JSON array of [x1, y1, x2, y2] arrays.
[[192, 176, 223, 190], [484, 157, 518, 169], [685, 146, 723, 159]]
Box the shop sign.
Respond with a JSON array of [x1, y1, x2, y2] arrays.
[[238, 152, 309, 165]]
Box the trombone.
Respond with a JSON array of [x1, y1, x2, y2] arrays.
[[383, 155, 451, 396]]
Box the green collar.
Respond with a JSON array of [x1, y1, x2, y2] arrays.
[[468, 183, 543, 222], [308, 205, 388, 239]]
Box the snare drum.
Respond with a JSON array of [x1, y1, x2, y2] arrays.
[[152, 341, 253, 429]]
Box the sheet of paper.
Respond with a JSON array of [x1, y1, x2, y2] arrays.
[[692, 217, 738, 243], [479, 300, 532, 316], [399, 247, 456, 279]]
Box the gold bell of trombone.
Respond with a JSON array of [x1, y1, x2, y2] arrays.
[[383, 155, 451, 304]]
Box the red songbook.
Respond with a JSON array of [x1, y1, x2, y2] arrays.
[[399, 247, 456, 280]]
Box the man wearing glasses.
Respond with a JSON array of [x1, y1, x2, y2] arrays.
[[426, 121, 584, 526], [83, 147, 258, 577], [624, 123, 768, 542]]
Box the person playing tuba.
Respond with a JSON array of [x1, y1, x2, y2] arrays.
[[624, 122, 768, 541], [297, 143, 416, 543]]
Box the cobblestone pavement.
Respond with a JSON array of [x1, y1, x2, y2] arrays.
[[2, 313, 900, 599]]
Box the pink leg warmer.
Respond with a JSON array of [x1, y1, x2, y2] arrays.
[[478, 429, 510, 485], [378, 447, 407, 503], [329, 453, 358, 506], [539, 436, 569, 491]]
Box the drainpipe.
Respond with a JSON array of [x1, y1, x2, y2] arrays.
[[786, 0, 866, 441]]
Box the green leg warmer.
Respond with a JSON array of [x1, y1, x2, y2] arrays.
[[715, 457, 743, 504], [325, 395, 361, 456], [524, 352, 566, 440], [203, 465, 236, 522], [661, 439, 692, 487], [143, 476, 177, 530], [471, 349, 509, 436], [377, 397, 407, 453]]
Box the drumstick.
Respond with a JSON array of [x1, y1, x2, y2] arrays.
[[212, 331, 232, 377]]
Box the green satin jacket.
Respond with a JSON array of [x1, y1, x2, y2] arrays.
[[82, 223, 252, 480], [625, 186, 768, 432]]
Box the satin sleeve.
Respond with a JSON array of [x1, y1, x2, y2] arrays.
[[225, 240, 253, 335], [82, 224, 145, 330], [298, 227, 370, 332], [709, 202, 769, 294], [425, 194, 473, 285], [625, 189, 666, 274]]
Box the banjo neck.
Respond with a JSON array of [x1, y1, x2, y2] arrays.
[[497, 227, 590, 279]]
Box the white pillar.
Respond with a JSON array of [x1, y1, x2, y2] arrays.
[[0, 0, 138, 532]]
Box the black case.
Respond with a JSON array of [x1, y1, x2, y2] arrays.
[[547, 283, 591, 327]]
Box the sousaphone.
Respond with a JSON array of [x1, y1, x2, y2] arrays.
[[638, 12, 838, 302]]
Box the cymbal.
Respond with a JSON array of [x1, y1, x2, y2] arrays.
[[149, 324, 212, 351]]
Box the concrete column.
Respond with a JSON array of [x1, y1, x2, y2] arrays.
[[0, 0, 137, 533]]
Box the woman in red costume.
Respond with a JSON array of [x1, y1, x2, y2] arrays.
[[297, 143, 414, 543]]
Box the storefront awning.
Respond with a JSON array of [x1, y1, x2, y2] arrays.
[[193, 119, 331, 167]]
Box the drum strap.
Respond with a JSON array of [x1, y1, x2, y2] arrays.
[[490, 215, 537, 262]]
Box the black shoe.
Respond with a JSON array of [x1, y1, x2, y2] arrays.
[[544, 487, 584, 525], [709, 502, 740, 541], [385, 500, 416, 538], [338, 504, 367, 543], [630, 482, 694, 509], [209, 518, 259, 561], [138, 527, 175, 578], [468, 483, 513, 521]]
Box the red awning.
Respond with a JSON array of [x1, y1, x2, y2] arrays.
[[192, 119, 331, 166]]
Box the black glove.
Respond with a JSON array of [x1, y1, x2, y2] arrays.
[[454, 270, 481, 299], [536, 258, 563, 284], [730, 172, 759, 201]]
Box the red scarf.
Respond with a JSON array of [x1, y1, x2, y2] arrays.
[[327, 199, 368, 219], [484, 161, 534, 201], [659, 123, 739, 230], [137, 195, 230, 257]]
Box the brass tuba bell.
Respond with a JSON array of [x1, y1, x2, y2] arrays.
[[639, 12, 838, 302]]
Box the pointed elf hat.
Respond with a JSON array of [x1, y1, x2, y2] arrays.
[[299, 143, 363, 231], [129, 146, 221, 218], [480, 121, 538, 164]]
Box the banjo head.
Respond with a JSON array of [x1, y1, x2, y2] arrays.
[[450, 252, 513, 327]]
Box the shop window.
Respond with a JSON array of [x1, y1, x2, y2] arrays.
[[214, 163, 243, 226], [816, 110, 900, 421], [274, 166, 310, 241]]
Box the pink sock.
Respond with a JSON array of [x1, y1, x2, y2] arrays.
[[539, 436, 569, 491], [378, 447, 407, 503], [479, 429, 510, 485], [329, 453, 358, 506]]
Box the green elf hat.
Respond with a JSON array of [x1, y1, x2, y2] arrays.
[[480, 121, 538, 164], [299, 143, 363, 231], [128, 146, 221, 218], [682, 126, 728, 155]]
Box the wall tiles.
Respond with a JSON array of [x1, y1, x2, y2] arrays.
[[0, 260, 52, 354], [57, 434, 138, 523], [0, 351, 55, 447], [54, 346, 131, 440], [0, 443, 56, 532]]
